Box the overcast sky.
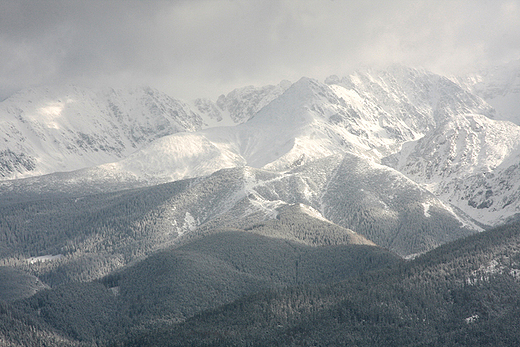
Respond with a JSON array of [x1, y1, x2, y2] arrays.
[[1, 0, 519, 101]]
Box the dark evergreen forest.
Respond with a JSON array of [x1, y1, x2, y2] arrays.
[[118, 221, 520, 347], [0, 220, 519, 346], [0, 163, 517, 346]]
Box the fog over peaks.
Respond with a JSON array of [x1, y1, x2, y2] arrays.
[[1, 0, 519, 100]]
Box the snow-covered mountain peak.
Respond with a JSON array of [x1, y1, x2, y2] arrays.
[[108, 67, 500, 178], [384, 114, 520, 182], [341, 66, 494, 122], [0, 84, 204, 180], [246, 77, 330, 127], [193, 80, 292, 128], [453, 59, 520, 125], [3, 65, 520, 230], [383, 112, 520, 225]]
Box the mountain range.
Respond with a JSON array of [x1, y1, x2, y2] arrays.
[[2, 63, 519, 226], [1, 61, 520, 346]]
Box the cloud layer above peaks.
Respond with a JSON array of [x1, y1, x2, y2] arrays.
[[1, 0, 519, 100]]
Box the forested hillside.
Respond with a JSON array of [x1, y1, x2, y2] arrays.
[[0, 267, 47, 302], [0, 154, 476, 294], [2, 231, 399, 346], [1, 183, 519, 346], [2, 62, 520, 347], [117, 221, 520, 347], [0, 179, 194, 286], [0, 299, 86, 347], [1, 220, 519, 346]]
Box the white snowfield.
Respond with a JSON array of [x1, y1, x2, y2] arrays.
[[385, 112, 520, 226], [27, 254, 63, 264], [1, 62, 520, 227], [453, 59, 520, 125], [0, 85, 204, 180]]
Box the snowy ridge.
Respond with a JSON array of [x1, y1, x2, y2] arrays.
[[0, 150, 478, 256], [384, 114, 520, 182], [101, 131, 246, 184], [99, 68, 495, 178], [327, 65, 495, 138], [2, 64, 520, 229], [148, 154, 477, 256], [193, 80, 292, 128], [0, 66, 495, 182], [384, 113, 520, 225], [453, 59, 520, 125], [0, 85, 204, 180]]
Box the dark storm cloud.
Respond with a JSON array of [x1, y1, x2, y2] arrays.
[[1, 0, 519, 100]]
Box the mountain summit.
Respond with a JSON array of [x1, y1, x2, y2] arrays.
[[1, 64, 519, 236], [0, 85, 204, 180], [2, 63, 520, 347]]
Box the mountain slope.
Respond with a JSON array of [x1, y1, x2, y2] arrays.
[[454, 59, 520, 125], [233, 67, 495, 170], [118, 220, 520, 347], [384, 113, 520, 225], [0, 300, 85, 347], [0, 85, 204, 180], [113, 231, 396, 325], [0, 153, 477, 290], [319, 153, 478, 255], [10, 66, 496, 187], [13, 230, 399, 345], [0, 80, 293, 181], [327, 65, 495, 139]]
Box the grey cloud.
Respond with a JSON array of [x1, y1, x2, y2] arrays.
[[1, 0, 519, 101]]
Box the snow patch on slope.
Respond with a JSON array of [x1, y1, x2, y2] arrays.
[[384, 113, 520, 226], [100, 132, 246, 184], [453, 59, 520, 125], [0, 85, 204, 180]]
